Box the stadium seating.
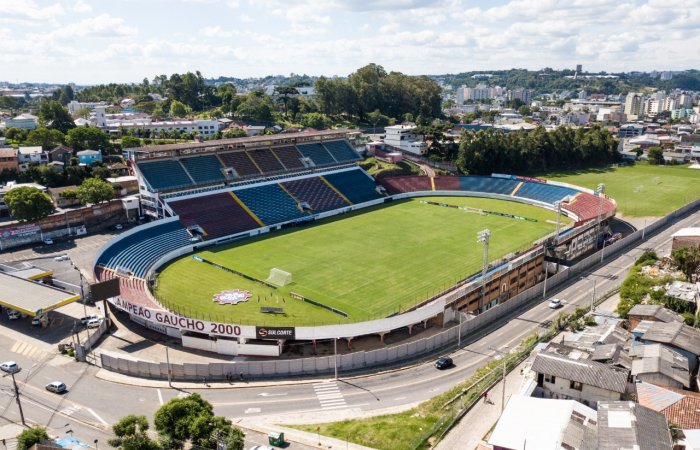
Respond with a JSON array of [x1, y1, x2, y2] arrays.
[[271, 146, 305, 169], [235, 183, 308, 225], [247, 148, 285, 174], [562, 192, 616, 223], [169, 192, 261, 239], [296, 143, 337, 166], [281, 177, 349, 212], [514, 181, 579, 204], [433, 177, 460, 191], [138, 160, 193, 191], [378, 176, 433, 195], [323, 169, 383, 204], [459, 176, 520, 195], [95, 268, 158, 309], [96, 220, 191, 278], [179, 155, 226, 184], [218, 151, 261, 177], [323, 140, 360, 163]]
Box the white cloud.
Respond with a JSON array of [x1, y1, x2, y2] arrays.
[[60, 14, 138, 38], [73, 0, 92, 13]]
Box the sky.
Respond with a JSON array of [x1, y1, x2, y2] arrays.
[[1, 0, 699, 84]]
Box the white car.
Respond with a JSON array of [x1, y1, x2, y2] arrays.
[[0, 361, 19, 374], [80, 314, 99, 325], [86, 318, 102, 328], [548, 298, 563, 309], [43, 238, 54, 245], [45, 381, 67, 394], [54, 255, 69, 261]]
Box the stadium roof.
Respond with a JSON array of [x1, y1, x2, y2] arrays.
[[0, 272, 80, 316]]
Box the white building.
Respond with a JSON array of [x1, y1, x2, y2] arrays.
[[67, 100, 109, 113], [104, 118, 219, 137], [3, 113, 38, 130], [17, 146, 48, 169], [382, 124, 428, 155], [624, 93, 644, 120]]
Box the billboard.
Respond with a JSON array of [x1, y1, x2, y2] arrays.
[[256, 326, 295, 340], [90, 278, 121, 301]]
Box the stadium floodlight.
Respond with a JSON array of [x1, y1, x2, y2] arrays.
[[477, 229, 491, 313], [596, 183, 606, 239]]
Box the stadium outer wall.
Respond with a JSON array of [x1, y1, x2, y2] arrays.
[[96, 184, 612, 358]]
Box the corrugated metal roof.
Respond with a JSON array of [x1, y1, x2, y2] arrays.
[[597, 401, 673, 450], [531, 352, 629, 394], [630, 343, 690, 387], [628, 304, 684, 323], [636, 381, 685, 412], [642, 321, 700, 355]]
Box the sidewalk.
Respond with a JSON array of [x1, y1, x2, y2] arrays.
[[435, 359, 529, 450]]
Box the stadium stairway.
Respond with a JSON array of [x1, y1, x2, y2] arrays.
[[168, 192, 262, 239], [281, 177, 349, 213], [235, 183, 309, 225], [323, 169, 384, 204]]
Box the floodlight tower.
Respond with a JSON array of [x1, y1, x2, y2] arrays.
[[477, 229, 491, 313], [596, 183, 606, 237]]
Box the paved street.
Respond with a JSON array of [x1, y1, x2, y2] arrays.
[[0, 208, 697, 450]]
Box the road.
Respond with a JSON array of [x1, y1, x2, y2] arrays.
[[0, 209, 697, 448]]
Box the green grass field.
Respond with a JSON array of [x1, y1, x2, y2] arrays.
[[543, 163, 700, 217], [155, 196, 563, 326]]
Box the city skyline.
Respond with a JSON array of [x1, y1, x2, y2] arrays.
[[1, 0, 699, 84]]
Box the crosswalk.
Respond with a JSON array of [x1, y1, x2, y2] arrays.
[[313, 381, 347, 410], [10, 341, 48, 360]]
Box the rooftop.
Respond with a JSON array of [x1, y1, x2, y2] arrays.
[[629, 343, 690, 387], [597, 401, 673, 450], [628, 304, 685, 323], [642, 321, 700, 355], [0, 272, 80, 316], [18, 146, 43, 155], [672, 227, 700, 238], [636, 382, 700, 430], [531, 352, 629, 394]]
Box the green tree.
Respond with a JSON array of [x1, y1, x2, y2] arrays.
[[274, 85, 299, 117], [24, 127, 65, 150], [16, 427, 50, 450], [222, 128, 247, 139], [76, 177, 114, 204], [672, 246, 700, 282], [223, 427, 245, 450], [236, 91, 274, 122], [121, 135, 142, 148], [169, 100, 189, 118], [108, 415, 161, 450], [67, 127, 111, 152], [647, 146, 664, 165], [38, 99, 76, 134], [4, 186, 53, 222], [300, 112, 331, 130]]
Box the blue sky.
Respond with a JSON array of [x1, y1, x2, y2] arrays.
[[1, 0, 699, 84]]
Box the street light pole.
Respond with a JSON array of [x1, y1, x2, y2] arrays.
[[477, 229, 491, 313], [457, 310, 463, 348], [596, 183, 606, 239], [489, 346, 509, 414], [10, 370, 26, 426], [334, 338, 338, 380], [591, 279, 597, 313]]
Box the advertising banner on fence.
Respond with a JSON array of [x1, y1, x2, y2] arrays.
[[0, 224, 41, 240], [256, 326, 295, 340]]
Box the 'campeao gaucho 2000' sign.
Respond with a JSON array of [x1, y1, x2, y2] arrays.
[[110, 297, 257, 339]]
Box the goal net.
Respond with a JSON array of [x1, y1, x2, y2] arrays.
[[266, 268, 292, 286]]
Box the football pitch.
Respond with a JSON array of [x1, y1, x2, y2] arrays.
[[154, 196, 563, 326], [544, 163, 700, 217]]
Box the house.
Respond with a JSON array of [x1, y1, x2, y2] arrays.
[[664, 280, 699, 309], [108, 162, 130, 176], [48, 186, 80, 208], [629, 343, 690, 389], [382, 124, 428, 155], [47, 145, 73, 165], [597, 401, 673, 450], [76, 150, 102, 165], [531, 352, 629, 407], [47, 161, 64, 172], [488, 395, 598, 450], [640, 321, 700, 372], [637, 381, 700, 446], [244, 125, 266, 136], [107, 176, 138, 197], [18, 146, 48, 168], [672, 227, 700, 251], [3, 113, 38, 130], [0, 148, 19, 172], [627, 304, 684, 330]]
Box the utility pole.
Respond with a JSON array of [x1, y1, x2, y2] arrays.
[[477, 229, 491, 313], [596, 183, 606, 239], [591, 279, 597, 313], [334, 338, 338, 380], [166, 346, 172, 387], [457, 310, 463, 348], [489, 346, 509, 414], [10, 370, 26, 426]]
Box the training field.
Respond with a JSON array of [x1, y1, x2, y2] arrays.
[[543, 163, 700, 217], [155, 196, 563, 326]]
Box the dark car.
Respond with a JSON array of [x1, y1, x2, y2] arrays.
[[435, 356, 453, 370]]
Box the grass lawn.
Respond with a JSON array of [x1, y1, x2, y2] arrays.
[[155, 196, 563, 326], [542, 163, 700, 217]]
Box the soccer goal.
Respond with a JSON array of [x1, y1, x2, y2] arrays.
[[266, 268, 292, 286]]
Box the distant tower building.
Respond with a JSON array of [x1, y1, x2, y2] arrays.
[[576, 64, 583, 74], [94, 106, 106, 128], [624, 93, 644, 120]]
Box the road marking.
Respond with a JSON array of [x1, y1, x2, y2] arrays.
[[157, 389, 164, 405], [244, 408, 261, 414], [60, 405, 82, 416], [256, 392, 287, 397], [87, 408, 109, 426], [394, 396, 406, 401], [313, 382, 347, 410]]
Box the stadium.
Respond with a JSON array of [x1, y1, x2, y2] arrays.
[[93, 130, 617, 357]]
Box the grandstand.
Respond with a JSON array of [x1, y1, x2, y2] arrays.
[[296, 142, 337, 166], [169, 192, 261, 239], [138, 160, 193, 191], [281, 177, 349, 213], [513, 180, 578, 204], [272, 146, 305, 169], [233, 182, 308, 225], [247, 148, 285, 174], [323, 140, 361, 163], [180, 155, 226, 184], [322, 168, 383, 204], [218, 151, 261, 177]]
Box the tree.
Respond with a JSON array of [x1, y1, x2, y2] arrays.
[[108, 415, 161, 450], [25, 128, 65, 150], [38, 99, 76, 134], [222, 128, 247, 139], [121, 135, 142, 148], [169, 100, 189, 118], [672, 246, 700, 282], [647, 146, 664, 165], [76, 178, 114, 204], [16, 427, 49, 450], [67, 127, 111, 152], [300, 112, 331, 130], [274, 85, 299, 117], [223, 427, 245, 450], [236, 91, 274, 122], [4, 186, 53, 222]]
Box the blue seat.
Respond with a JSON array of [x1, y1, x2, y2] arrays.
[[459, 176, 520, 194], [323, 169, 383, 204], [296, 143, 336, 166], [180, 155, 225, 184], [514, 182, 579, 204], [281, 177, 348, 213], [322, 140, 360, 162], [235, 183, 307, 225], [138, 160, 193, 191]]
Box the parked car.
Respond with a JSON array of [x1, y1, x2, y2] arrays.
[[86, 318, 102, 328], [54, 255, 69, 261], [32, 314, 49, 326], [45, 381, 67, 394], [435, 356, 453, 370], [43, 238, 54, 245], [0, 361, 19, 374], [80, 314, 99, 325], [114, 224, 123, 230], [548, 298, 563, 309]]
